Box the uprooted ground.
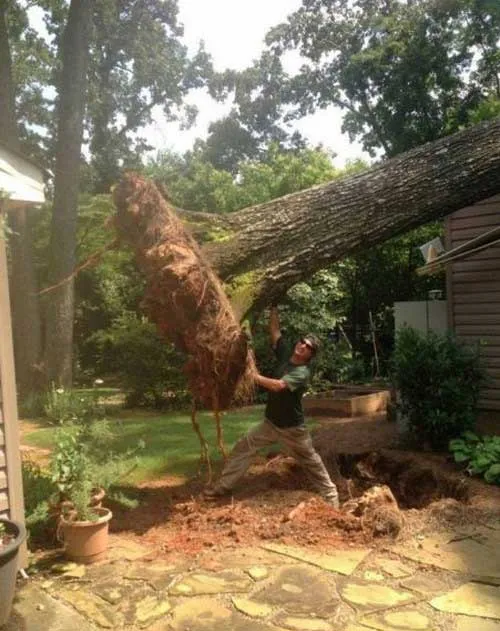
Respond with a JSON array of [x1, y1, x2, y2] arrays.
[[105, 412, 500, 559], [23, 411, 500, 559]]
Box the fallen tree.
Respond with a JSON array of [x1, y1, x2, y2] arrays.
[[110, 118, 499, 474], [111, 117, 500, 407], [174, 117, 500, 318]]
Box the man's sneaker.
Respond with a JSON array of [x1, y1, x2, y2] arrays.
[[201, 487, 231, 501]]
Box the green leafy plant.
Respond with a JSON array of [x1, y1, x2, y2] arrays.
[[50, 418, 144, 521], [18, 391, 46, 419], [90, 313, 190, 409], [392, 327, 486, 450], [22, 458, 57, 541], [449, 432, 500, 485], [44, 384, 106, 425]]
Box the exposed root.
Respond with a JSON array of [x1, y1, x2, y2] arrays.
[[214, 409, 227, 461], [191, 404, 212, 484]]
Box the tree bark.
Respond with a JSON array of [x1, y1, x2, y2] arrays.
[[9, 210, 44, 394], [44, 0, 93, 386], [0, 2, 44, 395], [180, 118, 500, 317], [0, 1, 17, 148]]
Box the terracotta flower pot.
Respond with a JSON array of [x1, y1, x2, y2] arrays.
[[60, 507, 112, 564], [0, 518, 27, 626]]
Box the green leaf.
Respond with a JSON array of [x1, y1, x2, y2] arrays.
[[484, 464, 500, 485], [462, 431, 480, 443]]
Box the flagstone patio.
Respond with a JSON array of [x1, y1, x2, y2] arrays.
[[4, 520, 500, 631]]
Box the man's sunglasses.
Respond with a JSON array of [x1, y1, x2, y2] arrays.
[[300, 337, 314, 351]]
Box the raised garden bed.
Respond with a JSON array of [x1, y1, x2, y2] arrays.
[[304, 385, 390, 417]]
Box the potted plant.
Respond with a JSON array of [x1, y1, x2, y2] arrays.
[[50, 417, 142, 564], [0, 518, 27, 626], [51, 422, 113, 564], [58, 475, 113, 565]]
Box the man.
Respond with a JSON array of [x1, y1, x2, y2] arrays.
[[203, 306, 340, 508]]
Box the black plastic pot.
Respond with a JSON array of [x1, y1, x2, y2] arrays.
[[0, 518, 26, 627]]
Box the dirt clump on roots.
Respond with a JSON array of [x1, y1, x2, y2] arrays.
[[343, 485, 404, 538], [112, 173, 255, 411]]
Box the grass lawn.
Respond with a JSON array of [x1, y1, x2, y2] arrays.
[[22, 406, 266, 483]]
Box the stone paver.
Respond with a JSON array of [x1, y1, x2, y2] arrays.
[[394, 527, 500, 578], [374, 558, 413, 579], [106, 538, 150, 562], [248, 566, 270, 580], [125, 561, 179, 590], [360, 610, 431, 630], [170, 570, 252, 595], [93, 580, 135, 605], [232, 597, 274, 619], [4, 584, 96, 631], [169, 597, 287, 631], [262, 543, 370, 575], [430, 582, 500, 619], [275, 615, 334, 631], [170, 596, 232, 629], [253, 565, 339, 618], [456, 616, 500, 631], [57, 586, 119, 628], [123, 591, 172, 627], [400, 573, 451, 597], [341, 583, 414, 610], [363, 570, 385, 582], [8, 527, 500, 631]]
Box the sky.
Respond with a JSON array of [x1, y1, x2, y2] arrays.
[[28, 0, 367, 168], [143, 0, 368, 167]]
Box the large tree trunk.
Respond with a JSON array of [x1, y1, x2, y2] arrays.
[[178, 118, 500, 317], [44, 0, 93, 386], [9, 210, 44, 394], [0, 1, 16, 148], [0, 2, 43, 395]]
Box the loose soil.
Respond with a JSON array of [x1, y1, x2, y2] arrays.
[[104, 413, 500, 559]]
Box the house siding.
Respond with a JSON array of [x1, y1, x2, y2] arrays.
[[446, 194, 500, 410], [0, 404, 8, 517]]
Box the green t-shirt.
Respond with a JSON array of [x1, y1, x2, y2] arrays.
[[265, 337, 311, 428]]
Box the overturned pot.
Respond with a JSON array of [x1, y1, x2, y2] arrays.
[[59, 507, 112, 564], [0, 518, 27, 627]]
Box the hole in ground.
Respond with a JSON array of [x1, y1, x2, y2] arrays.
[[329, 450, 470, 509]]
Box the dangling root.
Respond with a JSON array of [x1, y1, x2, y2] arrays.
[[191, 404, 212, 484], [38, 238, 119, 296], [214, 409, 227, 461]]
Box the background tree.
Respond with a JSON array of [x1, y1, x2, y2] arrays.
[[86, 0, 211, 193], [43, 0, 93, 385], [3, 0, 211, 390], [1, 0, 52, 393], [217, 0, 499, 157]]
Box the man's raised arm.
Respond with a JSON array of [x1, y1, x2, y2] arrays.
[[269, 305, 281, 348]]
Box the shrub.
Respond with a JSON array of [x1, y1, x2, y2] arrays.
[[44, 384, 106, 424], [391, 327, 486, 450], [18, 391, 46, 419], [22, 458, 56, 541], [90, 313, 190, 409], [449, 432, 500, 485]]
